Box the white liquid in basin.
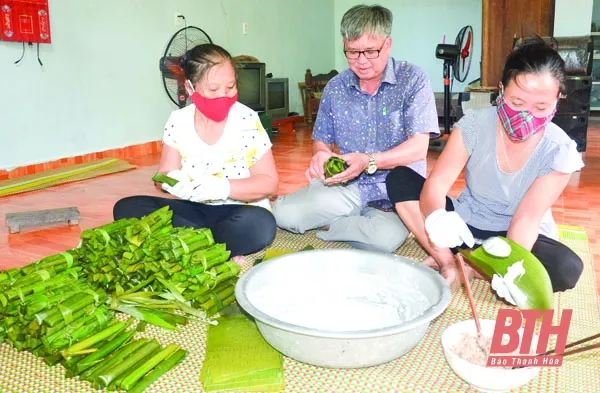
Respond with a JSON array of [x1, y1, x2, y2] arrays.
[[249, 271, 432, 332]]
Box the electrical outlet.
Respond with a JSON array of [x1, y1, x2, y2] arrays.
[[174, 12, 185, 27], [242, 22, 248, 35]]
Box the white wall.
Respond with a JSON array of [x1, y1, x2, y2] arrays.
[[554, 0, 594, 36], [0, 0, 335, 170], [333, 0, 483, 93], [5, 0, 588, 171]]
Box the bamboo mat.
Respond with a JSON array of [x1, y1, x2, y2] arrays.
[[0, 158, 137, 197], [0, 226, 598, 393]]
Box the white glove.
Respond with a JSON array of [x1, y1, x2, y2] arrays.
[[424, 209, 475, 248], [162, 170, 194, 200], [189, 176, 231, 203]]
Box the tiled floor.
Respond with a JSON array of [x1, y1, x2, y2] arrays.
[[1, 123, 599, 296]]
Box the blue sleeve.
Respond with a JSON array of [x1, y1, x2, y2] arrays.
[[403, 68, 440, 138], [311, 83, 335, 144]]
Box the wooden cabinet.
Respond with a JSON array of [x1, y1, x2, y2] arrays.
[[481, 0, 555, 87], [591, 34, 600, 110]]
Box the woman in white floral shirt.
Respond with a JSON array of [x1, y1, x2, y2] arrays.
[[114, 44, 278, 259]]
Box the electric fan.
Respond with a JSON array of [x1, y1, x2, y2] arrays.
[[434, 25, 474, 137], [159, 26, 212, 108]]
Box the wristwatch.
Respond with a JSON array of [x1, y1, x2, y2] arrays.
[[366, 154, 377, 175]]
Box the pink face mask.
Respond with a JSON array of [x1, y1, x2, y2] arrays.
[[188, 80, 237, 122], [496, 95, 557, 142]]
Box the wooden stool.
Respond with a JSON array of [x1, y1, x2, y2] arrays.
[[5, 207, 80, 234]]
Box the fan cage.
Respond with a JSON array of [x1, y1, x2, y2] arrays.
[[160, 26, 213, 108]]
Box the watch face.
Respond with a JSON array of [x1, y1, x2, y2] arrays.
[[368, 163, 376, 174]]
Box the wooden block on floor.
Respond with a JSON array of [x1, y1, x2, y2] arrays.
[[5, 207, 80, 234]]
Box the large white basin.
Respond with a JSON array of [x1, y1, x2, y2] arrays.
[[235, 249, 452, 368]]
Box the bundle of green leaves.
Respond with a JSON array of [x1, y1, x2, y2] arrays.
[[0, 205, 242, 391]]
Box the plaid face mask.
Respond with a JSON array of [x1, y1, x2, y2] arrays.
[[496, 95, 557, 142]]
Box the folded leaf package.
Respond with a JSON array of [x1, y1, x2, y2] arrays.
[[459, 236, 553, 310], [324, 157, 348, 178]]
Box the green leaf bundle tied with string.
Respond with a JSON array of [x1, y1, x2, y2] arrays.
[[324, 157, 348, 178]]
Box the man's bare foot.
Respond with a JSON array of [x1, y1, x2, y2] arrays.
[[232, 255, 245, 266]]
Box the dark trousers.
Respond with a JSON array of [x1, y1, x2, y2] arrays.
[[385, 166, 583, 292], [113, 196, 276, 256]]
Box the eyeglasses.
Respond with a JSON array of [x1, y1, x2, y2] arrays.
[[344, 40, 386, 60]]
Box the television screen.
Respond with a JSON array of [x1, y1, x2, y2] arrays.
[[237, 68, 261, 105], [267, 81, 285, 109], [265, 78, 289, 119]]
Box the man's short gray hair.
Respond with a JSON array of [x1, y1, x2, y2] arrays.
[[340, 5, 392, 41]]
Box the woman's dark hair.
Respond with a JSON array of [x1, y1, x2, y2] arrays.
[[180, 43, 234, 85], [502, 37, 566, 95]]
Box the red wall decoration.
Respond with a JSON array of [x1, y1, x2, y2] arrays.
[[1, 0, 51, 43]]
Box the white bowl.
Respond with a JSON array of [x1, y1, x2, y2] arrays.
[[235, 249, 452, 368], [441, 319, 541, 393]]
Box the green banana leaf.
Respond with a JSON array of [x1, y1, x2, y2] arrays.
[[152, 172, 178, 187], [459, 237, 553, 310], [200, 314, 284, 392], [116, 305, 177, 331], [254, 245, 315, 264]]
